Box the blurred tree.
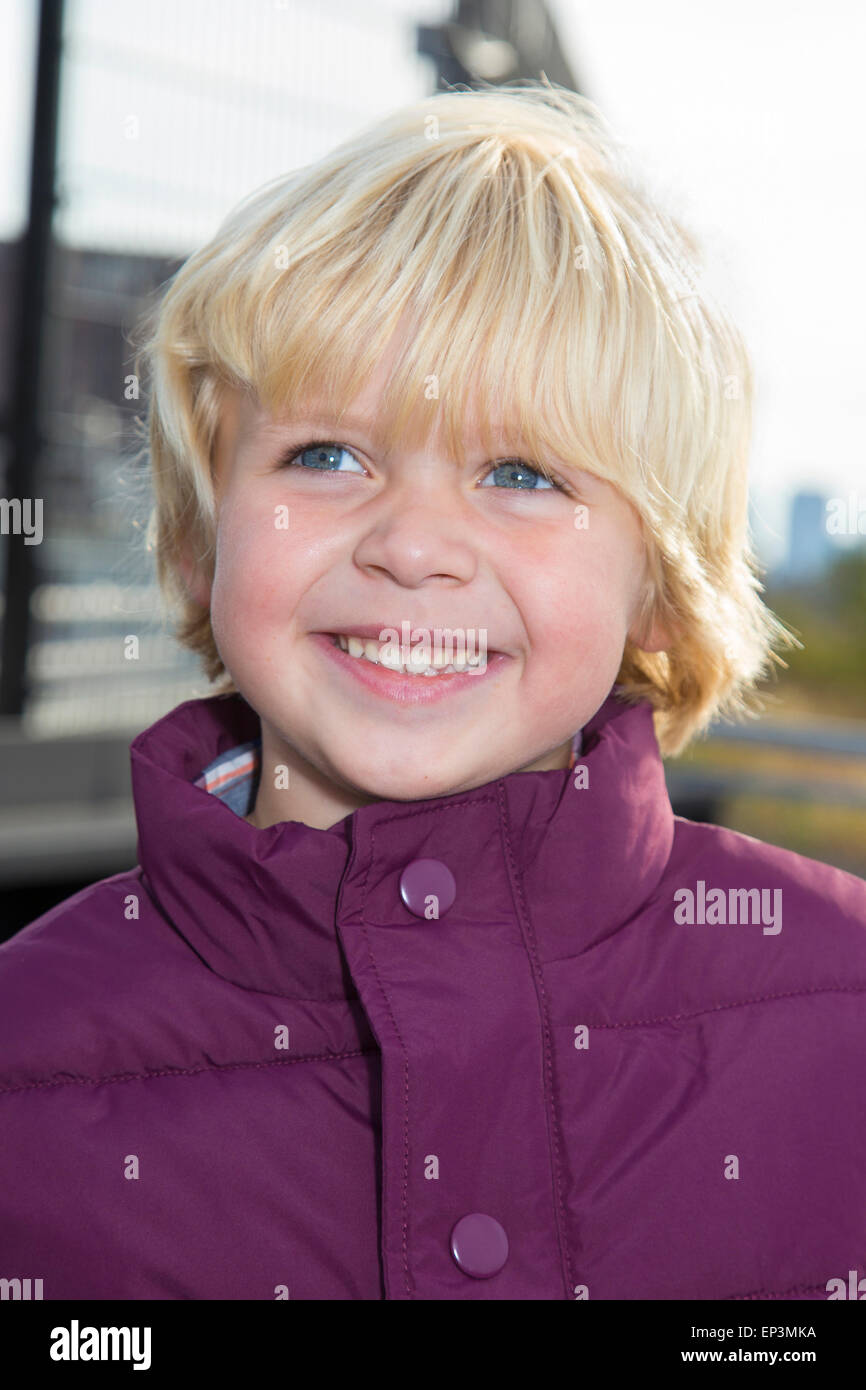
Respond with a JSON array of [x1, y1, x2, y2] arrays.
[[763, 548, 866, 715]]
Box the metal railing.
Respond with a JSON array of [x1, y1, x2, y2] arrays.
[[664, 716, 866, 813]]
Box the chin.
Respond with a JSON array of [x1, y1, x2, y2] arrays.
[[341, 765, 472, 805]]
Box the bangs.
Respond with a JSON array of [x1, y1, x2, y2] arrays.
[[190, 94, 713, 518]]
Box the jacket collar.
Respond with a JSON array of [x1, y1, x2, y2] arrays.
[[130, 688, 674, 998]]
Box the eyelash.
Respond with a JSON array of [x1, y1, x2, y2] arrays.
[[274, 438, 572, 494]]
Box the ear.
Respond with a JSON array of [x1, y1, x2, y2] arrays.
[[177, 544, 212, 609], [630, 614, 672, 653], [627, 595, 676, 654], [627, 562, 677, 654]]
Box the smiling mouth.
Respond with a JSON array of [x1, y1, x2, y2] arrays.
[[326, 631, 491, 677], [311, 631, 509, 705]]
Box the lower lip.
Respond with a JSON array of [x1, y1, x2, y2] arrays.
[[311, 633, 510, 706]]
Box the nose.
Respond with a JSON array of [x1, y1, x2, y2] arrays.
[[352, 485, 478, 588]]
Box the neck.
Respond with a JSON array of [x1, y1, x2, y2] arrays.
[[244, 725, 379, 831]]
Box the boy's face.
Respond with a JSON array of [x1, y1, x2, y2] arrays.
[[189, 341, 667, 817]]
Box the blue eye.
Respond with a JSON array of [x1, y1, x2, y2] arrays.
[[480, 459, 556, 491], [280, 441, 364, 472], [277, 440, 566, 493]]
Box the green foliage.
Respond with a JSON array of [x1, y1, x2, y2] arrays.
[[763, 547, 866, 694]]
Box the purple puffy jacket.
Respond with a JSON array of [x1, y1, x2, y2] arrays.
[[1, 687, 865, 1300]]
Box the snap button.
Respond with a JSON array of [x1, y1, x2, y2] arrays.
[[450, 1213, 509, 1278], [399, 858, 456, 919]]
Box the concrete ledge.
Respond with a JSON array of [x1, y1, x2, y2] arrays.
[[0, 725, 133, 808], [0, 800, 137, 886]]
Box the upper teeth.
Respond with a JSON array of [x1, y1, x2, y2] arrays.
[[333, 633, 482, 676]]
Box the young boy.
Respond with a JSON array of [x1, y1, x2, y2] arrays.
[[1, 82, 865, 1301]]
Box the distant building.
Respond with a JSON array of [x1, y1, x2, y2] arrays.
[[784, 490, 834, 582]]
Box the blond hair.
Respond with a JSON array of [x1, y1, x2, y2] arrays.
[[132, 78, 796, 757]]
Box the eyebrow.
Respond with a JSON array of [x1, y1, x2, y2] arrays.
[[264, 412, 533, 448]]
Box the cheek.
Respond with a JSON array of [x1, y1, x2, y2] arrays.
[[518, 521, 639, 652], [209, 503, 288, 639]]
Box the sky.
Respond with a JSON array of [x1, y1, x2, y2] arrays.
[[547, 0, 866, 569], [1, 0, 863, 569]]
